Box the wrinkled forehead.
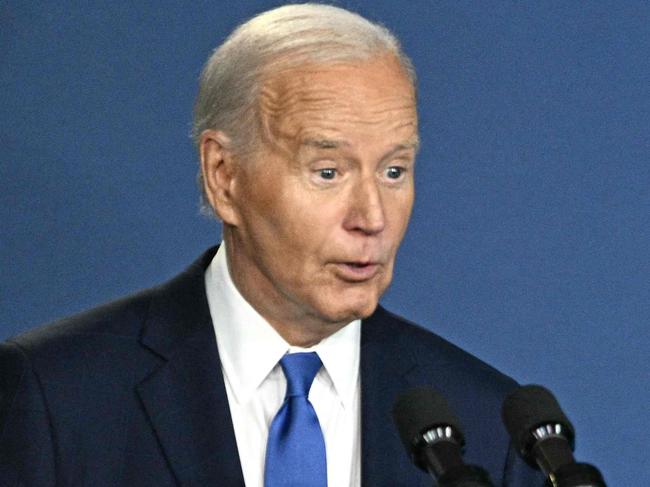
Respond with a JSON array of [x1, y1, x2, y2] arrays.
[[257, 54, 418, 148]]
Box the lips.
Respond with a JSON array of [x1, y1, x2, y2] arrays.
[[333, 261, 381, 282]]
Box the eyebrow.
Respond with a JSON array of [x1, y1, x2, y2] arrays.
[[301, 136, 420, 153], [302, 138, 349, 149], [395, 136, 420, 153]]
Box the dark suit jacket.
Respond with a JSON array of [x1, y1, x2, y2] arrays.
[[0, 248, 542, 486]]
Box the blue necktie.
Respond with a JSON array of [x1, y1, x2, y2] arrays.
[[264, 352, 327, 487]]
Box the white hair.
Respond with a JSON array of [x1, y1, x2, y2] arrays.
[[192, 3, 416, 215]]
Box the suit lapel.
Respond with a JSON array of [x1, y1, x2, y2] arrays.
[[360, 307, 434, 487], [136, 248, 245, 486]]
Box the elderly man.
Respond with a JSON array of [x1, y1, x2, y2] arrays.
[[0, 4, 542, 486]]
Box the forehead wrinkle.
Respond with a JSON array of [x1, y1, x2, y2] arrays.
[[259, 86, 343, 143], [258, 64, 417, 153], [263, 76, 415, 121], [279, 101, 416, 133], [267, 114, 418, 158], [261, 78, 340, 114]]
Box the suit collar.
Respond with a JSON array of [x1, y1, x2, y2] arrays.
[[138, 247, 218, 360], [136, 246, 245, 485]]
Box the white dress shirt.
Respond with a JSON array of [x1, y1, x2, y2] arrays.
[[204, 243, 361, 487]]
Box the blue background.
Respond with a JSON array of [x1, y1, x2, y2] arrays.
[[1, 1, 648, 485]]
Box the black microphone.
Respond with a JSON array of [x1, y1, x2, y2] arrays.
[[501, 385, 606, 487], [392, 387, 495, 487]]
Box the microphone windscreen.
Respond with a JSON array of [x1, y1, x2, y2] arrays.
[[392, 386, 463, 455], [501, 385, 575, 454]]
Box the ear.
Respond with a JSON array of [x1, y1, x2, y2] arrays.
[[199, 130, 241, 225]]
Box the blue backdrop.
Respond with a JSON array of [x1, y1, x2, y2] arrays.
[[1, 2, 648, 485]]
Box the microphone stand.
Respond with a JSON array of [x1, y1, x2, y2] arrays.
[[546, 463, 606, 487], [417, 426, 495, 487]]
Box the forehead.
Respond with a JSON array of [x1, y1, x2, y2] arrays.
[[258, 54, 418, 147]]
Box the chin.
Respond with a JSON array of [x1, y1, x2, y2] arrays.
[[318, 292, 380, 324]]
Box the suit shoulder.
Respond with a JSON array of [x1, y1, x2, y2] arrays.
[[1, 290, 171, 413], [9, 286, 157, 351], [4, 248, 214, 383], [8, 247, 215, 355], [372, 305, 518, 391]]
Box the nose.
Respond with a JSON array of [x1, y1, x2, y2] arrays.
[[343, 176, 386, 235]]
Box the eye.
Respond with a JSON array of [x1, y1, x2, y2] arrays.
[[318, 168, 337, 180], [386, 166, 404, 179]]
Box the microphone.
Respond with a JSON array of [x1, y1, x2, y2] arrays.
[[392, 387, 495, 487], [501, 385, 606, 487]]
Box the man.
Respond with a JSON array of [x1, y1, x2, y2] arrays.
[[0, 4, 542, 486]]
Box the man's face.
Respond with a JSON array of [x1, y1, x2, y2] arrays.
[[225, 54, 417, 338]]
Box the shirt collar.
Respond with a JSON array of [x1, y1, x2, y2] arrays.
[[204, 242, 360, 408]]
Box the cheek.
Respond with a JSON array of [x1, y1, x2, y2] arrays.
[[280, 195, 347, 246], [239, 176, 300, 240], [245, 200, 335, 274], [386, 192, 414, 239]]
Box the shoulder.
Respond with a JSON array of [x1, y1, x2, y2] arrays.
[[2, 286, 160, 389], [0, 269, 191, 435], [364, 305, 527, 481], [8, 283, 158, 355], [367, 305, 519, 394], [0, 284, 173, 483], [3, 247, 217, 376]]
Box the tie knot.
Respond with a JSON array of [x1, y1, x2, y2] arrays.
[[280, 352, 322, 398]]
